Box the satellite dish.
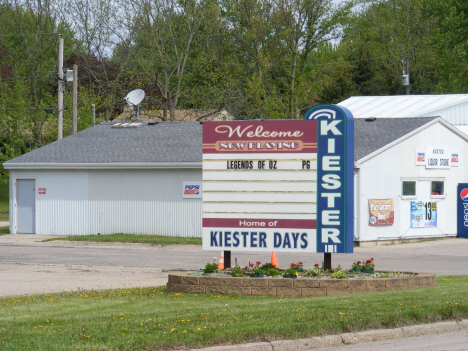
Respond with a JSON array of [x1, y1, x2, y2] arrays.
[[125, 89, 145, 106], [124, 89, 145, 120]]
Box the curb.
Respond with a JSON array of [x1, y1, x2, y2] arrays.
[[188, 319, 468, 351]]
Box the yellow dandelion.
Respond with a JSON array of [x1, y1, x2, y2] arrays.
[[197, 328, 201, 331], [183, 330, 187, 333], [171, 328, 175, 332]]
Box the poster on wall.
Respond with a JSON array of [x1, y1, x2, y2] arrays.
[[368, 199, 394, 226], [411, 201, 437, 228]]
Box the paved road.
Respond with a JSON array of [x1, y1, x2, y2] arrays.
[[0, 235, 467, 274], [312, 329, 468, 351]]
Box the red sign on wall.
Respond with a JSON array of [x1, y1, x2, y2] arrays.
[[38, 188, 46, 194]]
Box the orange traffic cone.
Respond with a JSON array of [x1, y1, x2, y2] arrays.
[[271, 252, 278, 268], [218, 251, 225, 270]]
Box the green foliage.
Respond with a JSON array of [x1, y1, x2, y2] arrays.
[[283, 267, 299, 277], [231, 266, 244, 277], [265, 268, 281, 276], [380, 273, 390, 278], [260, 262, 276, 270], [4, 0, 468, 175], [305, 268, 324, 277], [331, 270, 349, 279], [203, 259, 219, 274], [0, 182, 9, 221]]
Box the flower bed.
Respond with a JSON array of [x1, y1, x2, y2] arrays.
[[166, 271, 437, 297]]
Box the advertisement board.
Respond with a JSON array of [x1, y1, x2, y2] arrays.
[[183, 182, 201, 199], [368, 199, 394, 226], [202, 105, 354, 253], [415, 148, 459, 167], [410, 201, 437, 228], [457, 184, 468, 238]]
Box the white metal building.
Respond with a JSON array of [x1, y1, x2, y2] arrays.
[[339, 94, 468, 134], [4, 122, 203, 236], [352, 117, 468, 242]]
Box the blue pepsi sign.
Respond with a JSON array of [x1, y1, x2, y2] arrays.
[[304, 104, 354, 253], [457, 184, 468, 238]]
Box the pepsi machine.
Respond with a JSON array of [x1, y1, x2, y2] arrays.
[[457, 184, 468, 238]]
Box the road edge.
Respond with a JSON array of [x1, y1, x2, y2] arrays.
[[190, 319, 468, 351]]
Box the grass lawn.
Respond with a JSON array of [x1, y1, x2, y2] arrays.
[[0, 182, 8, 221], [0, 227, 10, 235], [1, 276, 467, 351], [43, 234, 202, 246]]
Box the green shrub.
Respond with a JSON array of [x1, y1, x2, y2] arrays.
[[283, 267, 298, 277], [305, 268, 324, 277], [331, 270, 348, 279], [265, 268, 281, 276], [231, 266, 244, 277], [260, 262, 276, 270], [203, 258, 218, 273]]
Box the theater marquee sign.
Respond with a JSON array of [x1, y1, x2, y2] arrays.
[[202, 105, 354, 253]]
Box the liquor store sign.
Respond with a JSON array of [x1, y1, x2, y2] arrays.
[[202, 104, 354, 253]]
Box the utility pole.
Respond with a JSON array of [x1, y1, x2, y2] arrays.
[[58, 37, 64, 140], [72, 64, 78, 134], [406, 53, 410, 95], [91, 104, 95, 126]]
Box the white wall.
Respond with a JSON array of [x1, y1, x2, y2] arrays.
[[356, 122, 468, 241], [9, 168, 202, 236]]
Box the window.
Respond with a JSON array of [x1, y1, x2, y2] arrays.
[[431, 181, 445, 196], [402, 181, 416, 197]]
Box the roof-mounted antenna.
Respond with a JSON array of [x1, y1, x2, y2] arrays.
[[124, 89, 145, 120]]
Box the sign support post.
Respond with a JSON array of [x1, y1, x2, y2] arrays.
[[224, 250, 231, 268], [324, 253, 332, 270]]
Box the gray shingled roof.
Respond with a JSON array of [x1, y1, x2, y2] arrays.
[[4, 117, 438, 166], [354, 117, 436, 161], [5, 121, 202, 164]]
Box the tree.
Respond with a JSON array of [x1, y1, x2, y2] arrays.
[[427, 0, 468, 93], [128, 0, 220, 120], [271, 0, 351, 118], [342, 0, 438, 96]]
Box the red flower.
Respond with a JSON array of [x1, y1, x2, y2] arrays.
[[371, 257, 374, 261], [314, 263, 320, 267], [298, 262, 303, 265], [291, 263, 297, 267], [357, 261, 361, 265], [366, 260, 371, 264], [249, 263, 254, 267], [256, 261, 261, 265]]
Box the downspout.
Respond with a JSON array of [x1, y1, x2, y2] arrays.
[[354, 168, 360, 243]]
